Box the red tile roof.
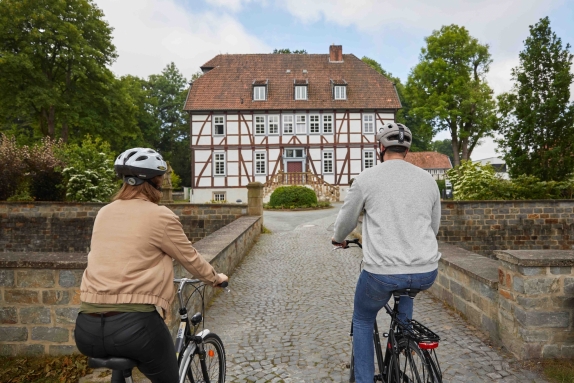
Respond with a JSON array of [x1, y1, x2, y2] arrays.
[[184, 54, 402, 111], [405, 152, 453, 169]]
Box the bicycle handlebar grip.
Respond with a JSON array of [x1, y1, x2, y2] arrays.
[[217, 281, 229, 288]]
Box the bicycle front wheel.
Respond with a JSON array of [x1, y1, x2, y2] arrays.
[[387, 338, 435, 383], [179, 333, 226, 383]]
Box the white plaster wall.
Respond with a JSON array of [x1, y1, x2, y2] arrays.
[[190, 188, 248, 204]]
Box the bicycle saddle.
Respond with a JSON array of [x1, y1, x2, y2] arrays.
[[88, 357, 137, 370], [392, 288, 421, 299]]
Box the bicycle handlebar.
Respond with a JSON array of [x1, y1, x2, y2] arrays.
[[332, 238, 362, 249], [173, 278, 229, 288]]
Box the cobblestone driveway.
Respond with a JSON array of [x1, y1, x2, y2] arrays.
[[204, 209, 547, 383]]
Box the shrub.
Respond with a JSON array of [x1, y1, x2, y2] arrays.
[[25, 137, 66, 201], [171, 170, 182, 190], [0, 134, 26, 200], [268, 186, 318, 208], [60, 136, 119, 202], [447, 161, 574, 200]]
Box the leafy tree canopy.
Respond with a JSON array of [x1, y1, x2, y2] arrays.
[[272, 49, 308, 54], [405, 25, 497, 165], [0, 0, 139, 145], [431, 139, 455, 164], [497, 17, 574, 181], [361, 57, 432, 151]]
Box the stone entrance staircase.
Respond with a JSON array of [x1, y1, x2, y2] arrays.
[[263, 170, 340, 202]]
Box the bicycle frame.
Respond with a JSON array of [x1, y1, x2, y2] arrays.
[[173, 278, 214, 383]]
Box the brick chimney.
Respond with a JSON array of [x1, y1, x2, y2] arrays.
[[329, 44, 343, 62]]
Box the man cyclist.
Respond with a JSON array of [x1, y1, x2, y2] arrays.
[[332, 123, 441, 383], [74, 148, 228, 383]]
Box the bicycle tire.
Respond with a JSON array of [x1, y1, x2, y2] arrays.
[[179, 333, 226, 383], [423, 349, 442, 383], [386, 338, 435, 383]]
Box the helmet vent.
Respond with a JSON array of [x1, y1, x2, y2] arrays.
[[135, 155, 148, 161], [156, 156, 162, 160]]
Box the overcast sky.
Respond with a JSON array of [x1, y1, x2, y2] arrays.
[[93, 0, 574, 160]]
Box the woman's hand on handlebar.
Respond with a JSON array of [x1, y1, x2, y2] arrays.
[[215, 273, 228, 288]]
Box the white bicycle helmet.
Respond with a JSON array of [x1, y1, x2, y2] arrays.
[[375, 122, 412, 150], [114, 148, 167, 186]]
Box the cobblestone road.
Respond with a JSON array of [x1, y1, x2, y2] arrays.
[[204, 209, 548, 383]]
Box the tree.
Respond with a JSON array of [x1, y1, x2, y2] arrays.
[[497, 17, 574, 181], [405, 25, 497, 166], [272, 49, 308, 54], [147, 63, 191, 187], [362, 57, 432, 151], [0, 0, 140, 146], [431, 139, 455, 164]]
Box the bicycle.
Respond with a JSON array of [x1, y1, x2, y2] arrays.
[[337, 238, 442, 383], [87, 278, 228, 383]]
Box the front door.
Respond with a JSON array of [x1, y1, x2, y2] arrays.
[[286, 161, 303, 184]]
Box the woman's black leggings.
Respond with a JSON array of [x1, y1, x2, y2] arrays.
[[75, 311, 179, 383]]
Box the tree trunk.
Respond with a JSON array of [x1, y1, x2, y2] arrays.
[[47, 106, 56, 137], [460, 137, 469, 161], [450, 122, 461, 167]]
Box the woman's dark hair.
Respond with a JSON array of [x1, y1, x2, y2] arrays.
[[112, 175, 164, 204]]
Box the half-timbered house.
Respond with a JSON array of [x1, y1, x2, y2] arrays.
[[184, 45, 401, 203]]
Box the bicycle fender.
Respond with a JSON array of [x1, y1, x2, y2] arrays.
[[178, 343, 197, 378], [197, 329, 211, 339]]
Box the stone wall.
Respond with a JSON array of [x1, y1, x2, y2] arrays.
[[428, 243, 574, 360], [496, 250, 574, 359], [0, 202, 248, 252], [0, 216, 262, 356], [439, 200, 574, 256], [429, 243, 500, 342]]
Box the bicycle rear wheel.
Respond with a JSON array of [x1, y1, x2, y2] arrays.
[[386, 338, 435, 383], [179, 333, 226, 383]]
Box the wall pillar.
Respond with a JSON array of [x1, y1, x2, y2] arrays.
[[495, 249, 574, 359], [246, 182, 264, 216]]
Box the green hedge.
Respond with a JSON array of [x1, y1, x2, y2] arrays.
[[268, 186, 318, 208]]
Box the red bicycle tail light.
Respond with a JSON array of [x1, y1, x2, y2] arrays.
[[418, 342, 439, 350]]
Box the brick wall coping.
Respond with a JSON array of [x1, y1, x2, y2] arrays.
[[441, 199, 573, 204], [0, 201, 247, 207], [0, 216, 260, 270], [438, 242, 499, 288], [176, 216, 260, 265], [0, 252, 86, 269], [494, 249, 574, 267]]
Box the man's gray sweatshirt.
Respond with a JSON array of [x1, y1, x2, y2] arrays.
[[334, 159, 441, 275]]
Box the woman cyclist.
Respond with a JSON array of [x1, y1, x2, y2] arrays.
[[74, 148, 228, 383]]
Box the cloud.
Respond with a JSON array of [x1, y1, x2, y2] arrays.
[[93, 0, 270, 79]]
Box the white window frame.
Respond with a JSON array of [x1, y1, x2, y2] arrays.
[[254, 152, 267, 175], [268, 115, 280, 135], [295, 86, 307, 100], [254, 115, 266, 135], [363, 114, 375, 134], [213, 115, 225, 136], [253, 86, 266, 101], [322, 151, 334, 174], [309, 114, 320, 134], [296, 115, 306, 134], [213, 152, 226, 176], [363, 150, 375, 170], [212, 191, 226, 202], [334, 85, 347, 100], [284, 149, 305, 158], [322, 114, 333, 134], [283, 115, 294, 134]]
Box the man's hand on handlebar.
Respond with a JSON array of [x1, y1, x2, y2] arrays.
[[331, 238, 348, 249], [331, 237, 362, 250]]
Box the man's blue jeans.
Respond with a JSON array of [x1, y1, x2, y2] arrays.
[[352, 269, 438, 383]]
